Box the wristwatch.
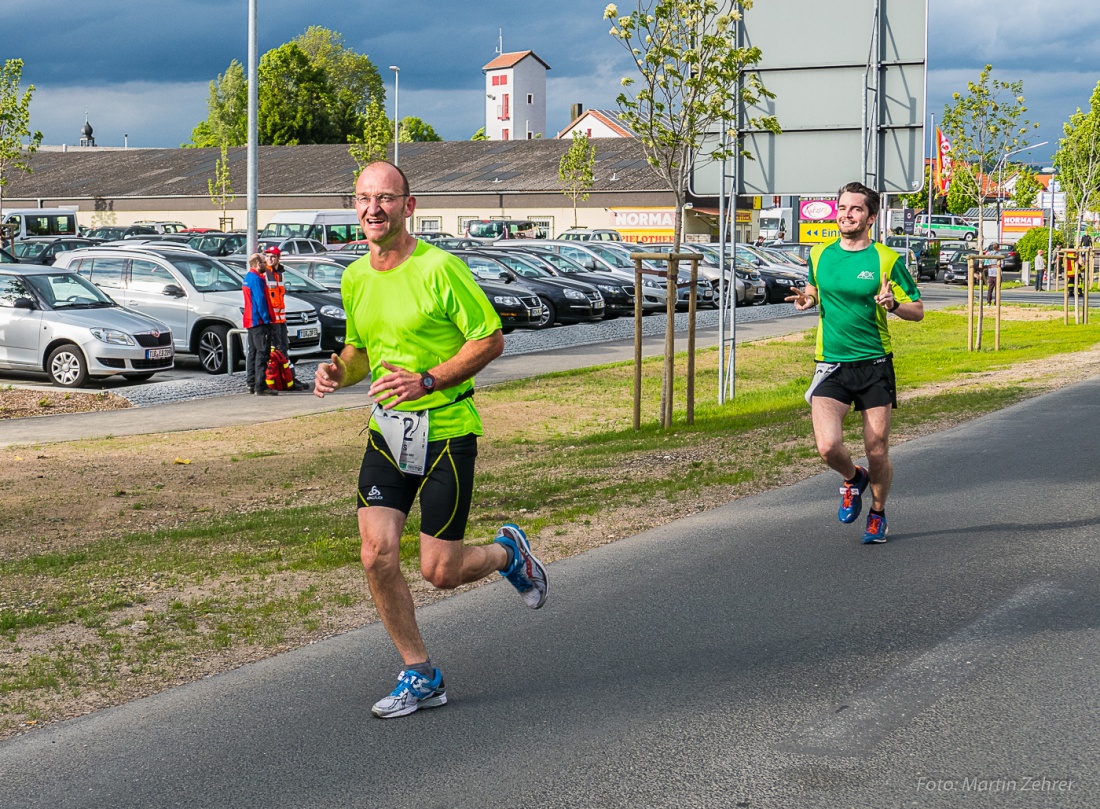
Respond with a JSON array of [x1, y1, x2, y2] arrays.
[[888, 300, 900, 313], [420, 372, 436, 391]]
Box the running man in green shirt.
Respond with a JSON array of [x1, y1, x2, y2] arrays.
[[314, 161, 548, 719], [786, 182, 924, 544]]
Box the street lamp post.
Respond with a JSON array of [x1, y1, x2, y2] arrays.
[[1043, 166, 1057, 291], [389, 66, 400, 166], [994, 142, 1047, 245]]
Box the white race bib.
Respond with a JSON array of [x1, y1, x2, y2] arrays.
[[805, 362, 841, 404], [372, 406, 429, 475]]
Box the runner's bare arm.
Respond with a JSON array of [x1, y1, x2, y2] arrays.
[[369, 330, 505, 409], [314, 344, 370, 398]]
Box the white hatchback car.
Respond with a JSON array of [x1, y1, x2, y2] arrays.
[[0, 265, 174, 387], [55, 245, 320, 373]]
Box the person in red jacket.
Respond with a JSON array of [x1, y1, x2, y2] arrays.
[[264, 246, 309, 390], [242, 253, 277, 396]]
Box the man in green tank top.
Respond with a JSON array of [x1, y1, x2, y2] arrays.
[[314, 161, 549, 719], [786, 182, 924, 544]]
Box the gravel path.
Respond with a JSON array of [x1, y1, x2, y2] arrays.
[[116, 304, 802, 408]]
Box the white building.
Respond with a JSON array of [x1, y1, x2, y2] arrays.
[[482, 50, 549, 141], [557, 108, 634, 139]]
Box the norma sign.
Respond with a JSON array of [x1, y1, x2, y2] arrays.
[[611, 207, 675, 243], [1001, 209, 1044, 234]]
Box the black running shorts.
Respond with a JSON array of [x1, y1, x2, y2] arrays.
[[813, 355, 897, 411], [357, 431, 478, 541]]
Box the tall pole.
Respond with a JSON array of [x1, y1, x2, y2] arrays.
[[927, 113, 935, 233], [389, 66, 400, 166], [246, 0, 258, 257], [1047, 173, 1056, 292]]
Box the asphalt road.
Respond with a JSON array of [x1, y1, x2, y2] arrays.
[[2, 374, 1098, 807]]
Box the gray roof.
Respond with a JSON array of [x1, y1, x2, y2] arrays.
[[7, 139, 666, 201]]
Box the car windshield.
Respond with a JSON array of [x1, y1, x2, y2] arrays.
[[169, 257, 243, 292], [491, 253, 552, 278], [526, 250, 590, 275], [24, 272, 115, 309], [280, 268, 329, 292], [467, 222, 504, 239], [12, 242, 46, 258]]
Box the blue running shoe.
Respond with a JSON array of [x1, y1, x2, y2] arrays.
[[838, 466, 870, 524], [371, 668, 447, 719], [862, 512, 888, 544], [494, 524, 549, 609]]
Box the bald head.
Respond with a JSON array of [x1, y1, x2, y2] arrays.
[[357, 161, 410, 196]]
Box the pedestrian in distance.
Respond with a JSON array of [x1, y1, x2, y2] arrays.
[[785, 182, 924, 543], [242, 252, 277, 396], [262, 246, 310, 391], [1034, 248, 1046, 292], [313, 161, 549, 719]]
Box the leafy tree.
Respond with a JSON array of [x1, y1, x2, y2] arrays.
[[207, 144, 237, 229], [1053, 80, 1100, 248], [348, 99, 392, 172], [940, 64, 1037, 250], [558, 132, 597, 227], [470, 127, 489, 141], [400, 117, 442, 142], [1010, 168, 1042, 207], [186, 60, 248, 147], [606, 0, 779, 250], [258, 43, 337, 145], [293, 26, 385, 140], [0, 58, 43, 214], [1015, 225, 1063, 264]]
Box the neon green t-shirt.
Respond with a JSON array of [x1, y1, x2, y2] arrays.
[[341, 241, 502, 440], [807, 239, 920, 362]]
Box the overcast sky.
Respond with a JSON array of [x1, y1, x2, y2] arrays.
[[5, 0, 1098, 167]]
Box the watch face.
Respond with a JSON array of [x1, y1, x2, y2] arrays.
[[422, 374, 435, 390]]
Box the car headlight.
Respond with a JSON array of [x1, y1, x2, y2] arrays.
[[319, 304, 347, 320], [597, 285, 620, 294], [563, 288, 584, 300], [493, 295, 521, 306], [90, 328, 136, 346], [774, 278, 795, 286]]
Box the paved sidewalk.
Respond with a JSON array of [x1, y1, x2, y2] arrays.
[[0, 312, 816, 448]]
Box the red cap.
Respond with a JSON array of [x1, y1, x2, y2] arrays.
[[263, 245, 281, 256]]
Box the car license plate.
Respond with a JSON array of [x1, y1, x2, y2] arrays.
[[296, 328, 319, 339], [146, 348, 173, 360]]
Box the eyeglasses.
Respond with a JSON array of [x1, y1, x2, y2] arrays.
[[353, 193, 408, 206]]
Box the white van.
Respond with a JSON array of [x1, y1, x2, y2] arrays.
[[260, 210, 364, 248], [1, 208, 80, 242]]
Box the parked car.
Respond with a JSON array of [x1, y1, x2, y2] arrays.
[[884, 235, 940, 281], [556, 228, 623, 241], [0, 265, 173, 387], [456, 250, 604, 327], [650, 243, 767, 306], [273, 256, 350, 291], [521, 240, 666, 312], [752, 261, 807, 304], [592, 241, 716, 310], [132, 220, 187, 234], [256, 237, 327, 255], [187, 232, 248, 256], [471, 277, 544, 333], [85, 225, 159, 240], [490, 246, 637, 318], [54, 245, 320, 374], [431, 237, 487, 252], [943, 250, 982, 284], [916, 213, 976, 241], [279, 268, 347, 353], [0, 247, 17, 263], [983, 242, 1021, 272], [464, 219, 544, 242], [10, 237, 103, 266]]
